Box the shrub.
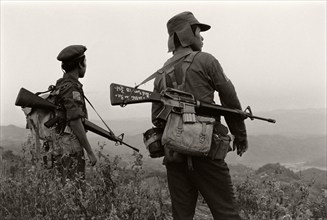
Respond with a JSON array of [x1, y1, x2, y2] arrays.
[[0, 143, 171, 220], [1, 141, 326, 219]]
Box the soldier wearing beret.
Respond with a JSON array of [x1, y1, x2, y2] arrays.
[[151, 12, 247, 219], [54, 45, 97, 184]]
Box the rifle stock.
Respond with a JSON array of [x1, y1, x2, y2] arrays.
[[110, 83, 276, 123], [15, 87, 139, 151], [110, 83, 161, 105], [15, 87, 59, 110]]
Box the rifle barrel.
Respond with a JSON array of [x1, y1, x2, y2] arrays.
[[84, 120, 139, 152], [120, 141, 140, 152], [198, 102, 276, 123], [248, 115, 276, 123], [197, 102, 241, 118]]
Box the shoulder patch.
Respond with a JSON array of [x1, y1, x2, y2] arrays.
[[72, 91, 82, 101]]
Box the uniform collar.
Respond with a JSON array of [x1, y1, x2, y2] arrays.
[[173, 47, 193, 57], [164, 47, 193, 66], [57, 73, 82, 87]]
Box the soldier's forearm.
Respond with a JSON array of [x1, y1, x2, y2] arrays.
[[69, 118, 94, 155]]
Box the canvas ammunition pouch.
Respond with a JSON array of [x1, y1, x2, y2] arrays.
[[162, 119, 231, 162], [162, 112, 215, 156]]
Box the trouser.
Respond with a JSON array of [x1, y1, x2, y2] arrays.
[[165, 157, 241, 220], [54, 151, 86, 187]]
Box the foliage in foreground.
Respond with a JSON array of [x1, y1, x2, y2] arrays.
[[236, 176, 326, 220], [0, 142, 326, 220], [0, 144, 171, 220]]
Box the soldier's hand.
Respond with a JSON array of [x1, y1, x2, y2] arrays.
[[233, 136, 248, 157], [88, 152, 97, 166]]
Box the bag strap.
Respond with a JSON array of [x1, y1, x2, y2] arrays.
[[163, 51, 199, 90], [122, 50, 193, 106], [137, 50, 193, 88]]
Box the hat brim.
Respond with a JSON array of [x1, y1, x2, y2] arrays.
[[197, 23, 211, 32]]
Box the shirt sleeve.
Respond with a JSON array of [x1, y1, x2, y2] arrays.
[[151, 76, 166, 128], [60, 83, 86, 121], [208, 58, 247, 138]]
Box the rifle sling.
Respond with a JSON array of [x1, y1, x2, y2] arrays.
[[136, 50, 193, 88], [83, 95, 115, 136], [122, 50, 194, 106]]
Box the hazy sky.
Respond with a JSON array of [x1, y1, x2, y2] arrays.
[[1, 1, 326, 126]]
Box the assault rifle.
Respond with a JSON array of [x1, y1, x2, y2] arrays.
[[110, 83, 276, 123], [15, 88, 139, 152]]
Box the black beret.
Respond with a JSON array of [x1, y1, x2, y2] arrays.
[[57, 45, 87, 62]]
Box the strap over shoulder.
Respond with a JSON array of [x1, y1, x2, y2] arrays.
[[184, 51, 199, 63], [136, 50, 194, 88], [164, 51, 200, 90]]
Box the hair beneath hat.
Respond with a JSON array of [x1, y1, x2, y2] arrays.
[[172, 24, 198, 51], [61, 56, 85, 73]]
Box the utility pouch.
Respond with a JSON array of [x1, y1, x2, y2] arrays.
[[162, 112, 215, 156], [143, 127, 165, 158], [208, 123, 232, 160]]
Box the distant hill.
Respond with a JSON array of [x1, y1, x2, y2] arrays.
[[305, 157, 327, 168], [87, 131, 327, 170], [240, 108, 326, 136], [1, 108, 326, 170], [239, 163, 327, 197], [89, 118, 153, 136], [225, 134, 326, 169], [82, 108, 326, 137], [2, 125, 324, 171], [1, 108, 325, 136], [0, 124, 29, 152], [0, 124, 29, 140], [298, 168, 327, 187], [255, 163, 300, 182], [89, 108, 327, 137]]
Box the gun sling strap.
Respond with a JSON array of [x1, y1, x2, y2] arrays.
[[162, 51, 199, 91], [122, 50, 197, 105]]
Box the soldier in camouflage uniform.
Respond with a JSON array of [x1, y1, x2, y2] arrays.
[[54, 45, 97, 182]]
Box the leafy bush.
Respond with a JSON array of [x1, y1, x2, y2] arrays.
[[235, 175, 327, 220], [0, 141, 326, 220], [0, 142, 171, 220]]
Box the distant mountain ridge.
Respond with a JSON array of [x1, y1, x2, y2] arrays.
[[245, 108, 326, 136], [1, 108, 326, 170], [1, 108, 325, 136], [86, 108, 326, 136]]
